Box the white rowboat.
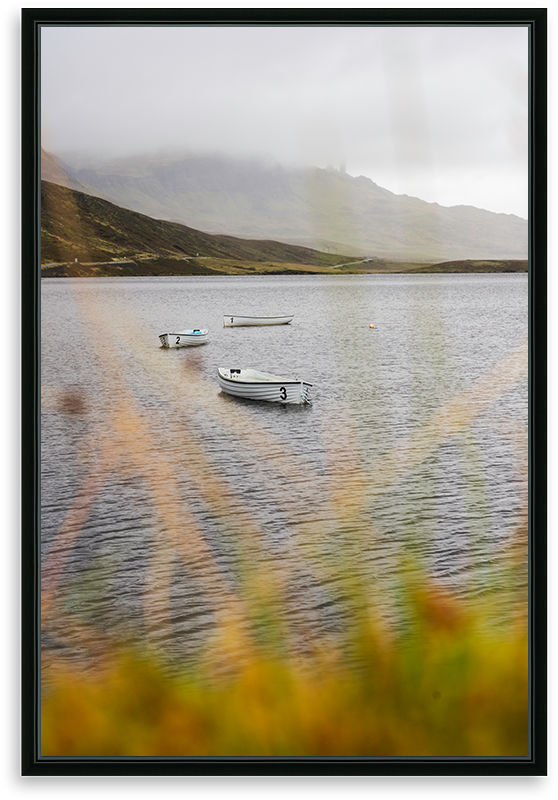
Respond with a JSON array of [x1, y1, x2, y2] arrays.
[[217, 368, 312, 405], [159, 329, 208, 348], [223, 314, 293, 327]]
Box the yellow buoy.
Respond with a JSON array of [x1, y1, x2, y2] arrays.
[[369, 324, 375, 328]]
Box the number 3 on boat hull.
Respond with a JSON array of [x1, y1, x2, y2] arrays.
[[217, 368, 312, 405]]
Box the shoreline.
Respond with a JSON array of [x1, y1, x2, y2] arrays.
[[39, 258, 529, 278]]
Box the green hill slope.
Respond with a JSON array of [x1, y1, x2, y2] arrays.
[[40, 180, 353, 268], [40, 180, 527, 277]]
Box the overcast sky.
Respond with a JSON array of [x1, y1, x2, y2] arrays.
[[41, 24, 528, 218]]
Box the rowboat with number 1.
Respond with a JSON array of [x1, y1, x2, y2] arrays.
[[223, 314, 293, 327], [217, 368, 312, 405], [159, 329, 208, 347]]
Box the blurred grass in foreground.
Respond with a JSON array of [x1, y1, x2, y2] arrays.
[[42, 575, 528, 757]]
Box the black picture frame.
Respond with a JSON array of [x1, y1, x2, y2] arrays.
[[22, 7, 547, 777]]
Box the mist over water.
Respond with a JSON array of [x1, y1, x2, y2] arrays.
[[41, 274, 528, 672]]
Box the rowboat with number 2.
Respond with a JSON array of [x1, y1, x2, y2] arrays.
[[223, 315, 293, 327], [159, 329, 208, 347], [217, 368, 312, 405]]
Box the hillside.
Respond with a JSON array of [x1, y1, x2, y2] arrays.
[[40, 180, 354, 269], [40, 180, 528, 277], [48, 149, 528, 261]]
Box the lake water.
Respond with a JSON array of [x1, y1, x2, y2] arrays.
[[40, 274, 528, 672]]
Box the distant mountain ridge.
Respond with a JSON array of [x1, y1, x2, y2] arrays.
[[41, 148, 124, 206], [42, 149, 528, 261]]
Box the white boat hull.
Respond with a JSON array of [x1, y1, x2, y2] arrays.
[[223, 315, 293, 327], [217, 368, 312, 405], [159, 329, 208, 347]]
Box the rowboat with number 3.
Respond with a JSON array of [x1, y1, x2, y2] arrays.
[[159, 329, 209, 347], [217, 368, 312, 405], [223, 315, 294, 327]]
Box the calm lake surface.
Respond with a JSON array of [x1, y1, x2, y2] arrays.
[[41, 274, 528, 670]]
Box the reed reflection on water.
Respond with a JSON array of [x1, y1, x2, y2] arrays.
[[40, 275, 528, 675]]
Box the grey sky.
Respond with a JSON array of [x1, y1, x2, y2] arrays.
[[41, 24, 529, 218]]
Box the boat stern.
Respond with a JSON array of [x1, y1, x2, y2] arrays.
[[300, 381, 312, 405]]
